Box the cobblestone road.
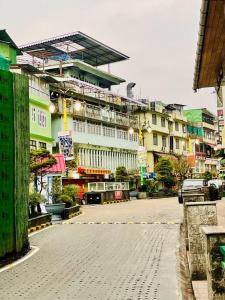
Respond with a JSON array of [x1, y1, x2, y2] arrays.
[[0, 198, 182, 300]]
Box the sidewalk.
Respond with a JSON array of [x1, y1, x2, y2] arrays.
[[192, 199, 225, 300]]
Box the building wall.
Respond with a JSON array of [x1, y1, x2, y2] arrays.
[[0, 42, 17, 64]]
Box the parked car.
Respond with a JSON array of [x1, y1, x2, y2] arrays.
[[178, 179, 222, 204]]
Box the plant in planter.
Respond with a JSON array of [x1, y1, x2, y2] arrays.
[[29, 192, 45, 218], [56, 194, 73, 208], [62, 184, 79, 206]]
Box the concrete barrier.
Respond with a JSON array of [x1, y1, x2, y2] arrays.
[[202, 226, 225, 300], [183, 193, 205, 249], [186, 202, 217, 280]]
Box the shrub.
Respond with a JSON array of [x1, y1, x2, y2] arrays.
[[29, 192, 45, 205], [56, 194, 73, 208], [62, 185, 79, 203]]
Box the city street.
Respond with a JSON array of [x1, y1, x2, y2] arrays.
[[0, 198, 183, 300]]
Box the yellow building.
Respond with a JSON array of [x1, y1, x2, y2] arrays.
[[136, 101, 188, 173]]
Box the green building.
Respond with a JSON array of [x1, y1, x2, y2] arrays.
[[0, 31, 29, 259], [10, 65, 54, 152]]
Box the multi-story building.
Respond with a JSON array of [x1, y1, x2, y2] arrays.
[[135, 101, 188, 173], [18, 32, 143, 189], [10, 64, 54, 152], [184, 108, 218, 174]]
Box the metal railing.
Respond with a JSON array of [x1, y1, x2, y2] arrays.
[[88, 182, 130, 192]]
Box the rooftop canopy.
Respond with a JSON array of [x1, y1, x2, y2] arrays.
[[0, 29, 22, 55], [19, 31, 129, 67], [193, 0, 225, 90]]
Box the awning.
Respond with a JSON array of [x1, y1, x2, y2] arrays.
[[78, 166, 111, 175], [46, 154, 66, 173]]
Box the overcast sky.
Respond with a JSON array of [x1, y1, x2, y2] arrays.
[[1, 0, 216, 112]]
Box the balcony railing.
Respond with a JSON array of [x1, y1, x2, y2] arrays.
[[55, 101, 139, 128], [195, 152, 207, 160]]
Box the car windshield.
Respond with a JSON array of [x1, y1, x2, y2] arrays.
[[183, 180, 204, 188]]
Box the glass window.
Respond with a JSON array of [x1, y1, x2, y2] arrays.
[[161, 117, 166, 127], [30, 140, 37, 150], [153, 134, 158, 145], [175, 138, 179, 149], [152, 114, 157, 125], [182, 124, 186, 133], [175, 121, 179, 131], [39, 142, 47, 149], [162, 136, 167, 147], [31, 107, 36, 122], [74, 119, 86, 133]]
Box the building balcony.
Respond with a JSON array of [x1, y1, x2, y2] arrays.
[[54, 100, 139, 129]]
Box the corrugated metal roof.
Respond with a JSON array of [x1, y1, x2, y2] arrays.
[[47, 154, 66, 173]]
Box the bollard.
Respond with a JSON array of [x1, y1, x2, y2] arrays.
[[186, 202, 217, 280], [202, 226, 225, 300]]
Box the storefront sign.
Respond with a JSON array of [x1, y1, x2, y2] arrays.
[[115, 190, 122, 200]]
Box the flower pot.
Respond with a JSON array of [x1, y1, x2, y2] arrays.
[[45, 203, 66, 222]]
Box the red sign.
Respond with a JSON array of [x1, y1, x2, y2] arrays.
[[115, 191, 123, 200]]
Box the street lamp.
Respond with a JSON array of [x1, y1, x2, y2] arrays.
[[128, 127, 134, 135], [74, 100, 82, 112]]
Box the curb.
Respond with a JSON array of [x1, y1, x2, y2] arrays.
[[28, 222, 52, 234], [66, 210, 82, 219], [103, 199, 129, 205]]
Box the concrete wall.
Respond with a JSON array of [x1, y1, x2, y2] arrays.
[[186, 202, 217, 280]]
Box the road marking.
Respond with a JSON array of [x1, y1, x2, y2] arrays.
[[0, 246, 39, 273], [65, 221, 180, 225]]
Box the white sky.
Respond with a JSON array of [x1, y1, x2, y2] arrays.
[[0, 0, 216, 112]]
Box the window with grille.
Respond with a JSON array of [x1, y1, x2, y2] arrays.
[[153, 134, 158, 145], [162, 136, 167, 147], [39, 142, 47, 149], [30, 140, 37, 150], [152, 114, 157, 125], [74, 119, 86, 133], [87, 122, 102, 135]]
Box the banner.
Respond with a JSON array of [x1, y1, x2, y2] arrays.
[[58, 131, 74, 160]]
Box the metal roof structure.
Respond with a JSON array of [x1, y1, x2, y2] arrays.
[[19, 31, 129, 67], [193, 0, 225, 90]]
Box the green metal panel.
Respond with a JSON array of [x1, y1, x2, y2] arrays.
[[0, 70, 15, 257], [13, 73, 29, 253], [0, 70, 29, 259]]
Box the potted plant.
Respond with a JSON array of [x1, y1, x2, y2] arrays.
[[29, 192, 45, 218]]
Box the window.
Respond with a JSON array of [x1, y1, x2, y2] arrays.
[[152, 114, 157, 125], [182, 124, 186, 133], [30, 140, 37, 150], [103, 125, 115, 138], [87, 122, 101, 135], [37, 110, 46, 128], [31, 107, 36, 122], [162, 136, 167, 147], [39, 142, 47, 149], [129, 133, 138, 142], [153, 134, 158, 145], [161, 117, 166, 127], [74, 119, 86, 133], [175, 138, 179, 149], [175, 121, 179, 131], [117, 129, 128, 140]]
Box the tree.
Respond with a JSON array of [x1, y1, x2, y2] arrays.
[[173, 157, 191, 183], [30, 149, 57, 193], [203, 171, 213, 180], [155, 157, 176, 189], [115, 166, 129, 182]]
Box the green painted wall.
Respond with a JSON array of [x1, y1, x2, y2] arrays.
[[184, 109, 202, 123], [0, 42, 17, 64]]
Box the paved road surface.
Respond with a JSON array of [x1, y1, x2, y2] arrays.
[[0, 198, 183, 300]]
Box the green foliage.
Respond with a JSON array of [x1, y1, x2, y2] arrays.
[[51, 176, 62, 202], [29, 192, 45, 205], [66, 159, 77, 170], [30, 149, 57, 193], [62, 185, 79, 203], [146, 179, 158, 193], [203, 171, 213, 180], [115, 166, 129, 182], [173, 157, 191, 180], [56, 194, 73, 208], [155, 157, 176, 189]]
